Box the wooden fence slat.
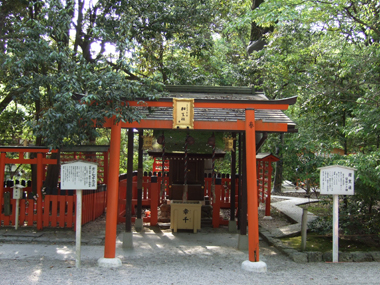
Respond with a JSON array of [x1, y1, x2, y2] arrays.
[[66, 196, 74, 228], [51, 195, 58, 227], [43, 195, 50, 227], [58, 196, 65, 227], [27, 199, 34, 226], [10, 199, 15, 226]]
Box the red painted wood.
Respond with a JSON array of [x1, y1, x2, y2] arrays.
[[150, 180, 159, 226], [245, 109, 260, 262], [212, 184, 221, 228], [66, 196, 74, 228], [43, 195, 50, 227], [52, 195, 59, 227], [26, 199, 34, 226], [58, 196, 65, 227]]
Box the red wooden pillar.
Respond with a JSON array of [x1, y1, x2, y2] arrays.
[[104, 119, 121, 258], [150, 176, 158, 226], [0, 152, 5, 210], [103, 151, 109, 185], [0, 152, 5, 219], [245, 109, 260, 262], [37, 152, 43, 230]]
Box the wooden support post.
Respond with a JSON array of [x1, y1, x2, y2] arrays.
[[240, 133, 247, 235], [245, 109, 260, 262], [265, 162, 273, 217], [0, 152, 5, 219], [137, 129, 143, 220], [150, 176, 158, 226], [212, 177, 221, 228], [36, 152, 43, 230], [104, 119, 121, 258], [230, 133, 236, 221], [125, 128, 134, 232], [103, 151, 109, 185]]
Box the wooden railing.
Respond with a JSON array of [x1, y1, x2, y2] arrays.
[[118, 170, 272, 228], [0, 184, 106, 228]]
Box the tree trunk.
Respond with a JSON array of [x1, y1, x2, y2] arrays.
[[306, 179, 311, 195], [44, 152, 60, 194]]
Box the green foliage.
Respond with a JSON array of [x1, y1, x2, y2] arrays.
[[306, 151, 380, 236], [0, 107, 28, 144], [0, 0, 222, 148], [281, 233, 379, 252], [335, 151, 380, 213]]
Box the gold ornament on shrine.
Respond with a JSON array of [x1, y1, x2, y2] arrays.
[[223, 136, 236, 152], [142, 135, 154, 150], [173, 98, 194, 129]]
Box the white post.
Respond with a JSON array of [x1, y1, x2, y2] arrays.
[[332, 194, 339, 262], [15, 198, 19, 230], [76, 189, 83, 268]]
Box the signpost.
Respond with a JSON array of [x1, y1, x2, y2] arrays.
[[61, 161, 98, 268], [319, 165, 356, 262]]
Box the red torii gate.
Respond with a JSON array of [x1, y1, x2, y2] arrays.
[[98, 86, 296, 270]]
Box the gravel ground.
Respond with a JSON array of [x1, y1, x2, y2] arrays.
[[1, 224, 380, 285], [1, 193, 379, 285]]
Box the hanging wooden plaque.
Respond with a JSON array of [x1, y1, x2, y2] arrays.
[[173, 98, 194, 129]]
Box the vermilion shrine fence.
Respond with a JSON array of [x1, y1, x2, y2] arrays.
[[117, 153, 277, 227], [0, 147, 108, 229], [1, 185, 106, 228], [1, 147, 277, 229]]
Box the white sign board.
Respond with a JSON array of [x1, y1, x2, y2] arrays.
[[319, 165, 355, 195], [61, 161, 98, 190]]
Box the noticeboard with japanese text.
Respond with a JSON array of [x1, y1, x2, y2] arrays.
[[61, 161, 98, 190], [173, 98, 194, 129], [319, 165, 355, 195]]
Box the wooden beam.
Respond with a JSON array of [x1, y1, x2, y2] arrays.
[[0, 147, 58, 153], [3, 158, 58, 165], [125, 100, 292, 110], [104, 118, 288, 132]]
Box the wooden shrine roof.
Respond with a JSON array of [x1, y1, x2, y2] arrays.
[[137, 86, 297, 133]]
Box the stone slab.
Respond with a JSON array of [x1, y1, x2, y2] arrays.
[[2, 232, 43, 237]]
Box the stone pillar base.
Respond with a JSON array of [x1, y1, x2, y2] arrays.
[[237, 234, 248, 250], [135, 218, 143, 232], [228, 220, 237, 233], [121, 231, 133, 249], [241, 260, 267, 272], [98, 257, 122, 268]]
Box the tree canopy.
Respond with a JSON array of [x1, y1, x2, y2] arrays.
[[249, 0, 380, 219], [0, 0, 222, 148]]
